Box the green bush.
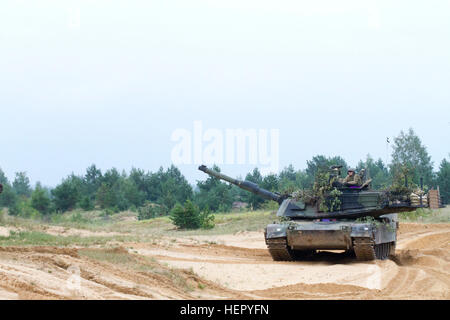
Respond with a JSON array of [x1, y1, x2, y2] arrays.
[[170, 200, 215, 230], [52, 179, 80, 212], [101, 208, 115, 217], [170, 201, 200, 229], [31, 185, 51, 214], [79, 196, 94, 211], [0, 184, 18, 208], [8, 197, 24, 216], [261, 200, 279, 211], [137, 202, 168, 220], [0, 209, 5, 224], [9, 198, 41, 219], [70, 211, 88, 223], [199, 207, 215, 229], [399, 208, 432, 221]]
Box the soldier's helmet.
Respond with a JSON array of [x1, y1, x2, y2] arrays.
[[347, 168, 356, 173]]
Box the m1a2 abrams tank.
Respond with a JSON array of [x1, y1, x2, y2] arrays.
[[198, 165, 426, 261]]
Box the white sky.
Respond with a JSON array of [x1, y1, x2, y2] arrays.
[[0, 0, 449, 186]]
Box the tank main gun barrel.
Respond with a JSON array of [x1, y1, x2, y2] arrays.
[[198, 165, 282, 203]]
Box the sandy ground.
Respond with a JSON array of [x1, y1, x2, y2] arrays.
[[0, 223, 449, 299], [40, 225, 127, 238], [0, 226, 20, 237]]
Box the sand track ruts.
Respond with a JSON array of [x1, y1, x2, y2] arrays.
[[0, 223, 449, 299]]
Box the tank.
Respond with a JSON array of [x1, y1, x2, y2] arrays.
[[198, 165, 425, 261]]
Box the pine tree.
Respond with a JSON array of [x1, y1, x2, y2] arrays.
[[390, 128, 434, 187], [170, 200, 201, 229], [13, 172, 32, 197], [31, 182, 51, 214], [436, 157, 450, 204]]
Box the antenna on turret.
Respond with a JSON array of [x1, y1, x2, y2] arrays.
[[386, 137, 390, 167]]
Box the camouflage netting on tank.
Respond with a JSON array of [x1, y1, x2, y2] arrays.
[[387, 166, 417, 203], [291, 189, 315, 204], [292, 168, 342, 212]]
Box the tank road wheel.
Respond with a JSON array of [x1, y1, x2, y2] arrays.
[[374, 243, 389, 260], [266, 238, 294, 261], [354, 239, 395, 261]]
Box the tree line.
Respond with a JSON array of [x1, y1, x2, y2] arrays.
[[0, 128, 448, 219]]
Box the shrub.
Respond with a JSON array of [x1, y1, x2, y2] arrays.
[[170, 200, 215, 230], [9, 198, 41, 219], [52, 180, 80, 211], [70, 211, 88, 223], [79, 196, 94, 211], [199, 207, 215, 229], [101, 208, 115, 217], [399, 207, 432, 221], [137, 202, 168, 220], [0, 184, 18, 208], [0, 209, 5, 224], [170, 201, 200, 229], [261, 200, 279, 211], [8, 201, 19, 216], [31, 186, 51, 214]]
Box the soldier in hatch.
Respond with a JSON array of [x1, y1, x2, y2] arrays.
[[342, 168, 362, 187]]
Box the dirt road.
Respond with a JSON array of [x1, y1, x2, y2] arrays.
[[0, 223, 449, 299]]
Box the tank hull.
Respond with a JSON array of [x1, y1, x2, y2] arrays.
[[265, 214, 398, 261]]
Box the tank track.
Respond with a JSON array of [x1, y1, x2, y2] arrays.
[[353, 238, 376, 261], [389, 242, 396, 256], [353, 238, 395, 261], [266, 238, 294, 261], [267, 237, 395, 261], [266, 238, 315, 261]]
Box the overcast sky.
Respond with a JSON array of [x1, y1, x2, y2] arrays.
[[0, 0, 449, 187]]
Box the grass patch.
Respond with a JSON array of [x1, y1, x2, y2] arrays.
[[79, 247, 137, 264], [45, 209, 277, 237], [1, 208, 278, 240], [399, 206, 450, 223], [156, 210, 277, 237], [0, 230, 136, 247]]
